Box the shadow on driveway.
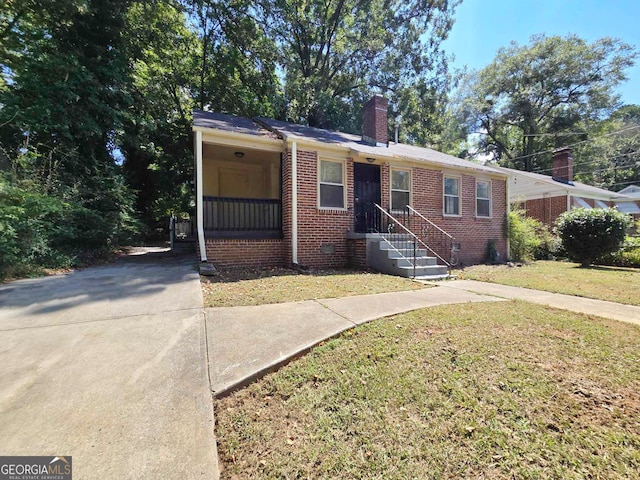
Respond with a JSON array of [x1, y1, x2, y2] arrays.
[[0, 250, 202, 330]]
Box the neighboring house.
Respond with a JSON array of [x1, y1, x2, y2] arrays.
[[617, 185, 640, 229], [495, 148, 640, 225], [618, 184, 640, 197], [192, 96, 509, 275]]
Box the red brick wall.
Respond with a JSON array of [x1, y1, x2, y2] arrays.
[[380, 162, 390, 211], [552, 148, 573, 182], [294, 149, 354, 268], [292, 158, 508, 267], [347, 238, 367, 269], [525, 196, 568, 226], [362, 96, 388, 145], [410, 168, 508, 266], [204, 239, 286, 267], [203, 150, 509, 269]]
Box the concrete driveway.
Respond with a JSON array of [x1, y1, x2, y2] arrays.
[[0, 250, 218, 479]]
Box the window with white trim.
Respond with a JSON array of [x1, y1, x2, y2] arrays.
[[443, 176, 460, 216], [319, 159, 345, 209], [476, 180, 491, 217], [391, 168, 410, 212]]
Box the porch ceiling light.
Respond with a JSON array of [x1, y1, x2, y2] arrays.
[[234, 151, 245, 158], [366, 157, 375, 163]]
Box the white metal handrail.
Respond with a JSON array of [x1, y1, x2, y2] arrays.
[[406, 205, 454, 239], [374, 204, 451, 269]]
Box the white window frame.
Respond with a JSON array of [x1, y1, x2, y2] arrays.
[[443, 174, 461, 217], [475, 179, 492, 218], [390, 167, 412, 213], [318, 157, 347, 210]]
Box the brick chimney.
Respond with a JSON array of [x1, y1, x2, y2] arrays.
[[552, 147, 574, 183], [362, 95, 388, 146]]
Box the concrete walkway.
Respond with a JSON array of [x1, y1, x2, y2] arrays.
[[4, 257, 639, 479], [206, 279, 640, 397], [444, 280, 640, 326], [206, 286, 505, 396], [0, 251, 218, 479]]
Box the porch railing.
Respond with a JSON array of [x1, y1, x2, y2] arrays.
[[374, 204, 457, 272], [373, 203, 442, 277], [405, 206, 457, 267], [203, 196, 282, 235]]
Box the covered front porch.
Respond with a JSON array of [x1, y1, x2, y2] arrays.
[[201, 143, 282, 239]]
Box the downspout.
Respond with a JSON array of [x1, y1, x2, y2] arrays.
[[196, 130, 207, 262], [291, 141, 298, 265], [566, 191, 571, 212], [506, 175, 510, 261]]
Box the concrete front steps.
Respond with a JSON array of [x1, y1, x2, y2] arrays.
[[368, 235, 450, 280]]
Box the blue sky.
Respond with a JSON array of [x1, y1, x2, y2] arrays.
[[443, 0, 640, 105]]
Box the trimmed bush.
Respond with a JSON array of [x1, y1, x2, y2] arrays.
[[555, 208, 631, 267]]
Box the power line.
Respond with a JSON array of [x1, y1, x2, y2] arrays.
[[505, 124, 640, 164], [532, 149, 640, 175], [522, 132, 587, 137], [601, 178, 640, 189], [590, 159, 640, 175]]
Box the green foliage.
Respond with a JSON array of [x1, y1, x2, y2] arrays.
[[0, 178, 71, 275], [556, 208, 631, 267], [597, 235, 640, 267], [484, 239, 498, 264], [0, 0, 144, 278], [257, 0, 460, 145], [0, 175, 143, 279], [532, 224, 562, 260], [506, 209, 544, 262], [459, 35, 637, 171], [573, 105, 640, 191]]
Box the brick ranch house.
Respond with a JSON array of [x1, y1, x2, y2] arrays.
[[494, 148, 640, 226], [192, 96, 509, 277]]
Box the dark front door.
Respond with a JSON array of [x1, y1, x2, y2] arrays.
[[354, 163, 381, 233]]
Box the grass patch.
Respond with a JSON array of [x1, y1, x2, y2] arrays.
[[462, 260, 640, 306], [201, 267, 423, 307], [216, 302, 640, 479]]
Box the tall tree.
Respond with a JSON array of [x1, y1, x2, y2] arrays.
[[256, 0, 459, 144], [458, 35, 637, 171], [0, 0, 138, 255], [118, 0, 282, 224], [186, 0, 282, 117], [573, 105, 640, 191], [119, 0, 199, 224]]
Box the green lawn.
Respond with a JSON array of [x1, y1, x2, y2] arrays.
[[201, 267, 424, 307], [461, 260, 640, 306], [215, 302, 640, 479]]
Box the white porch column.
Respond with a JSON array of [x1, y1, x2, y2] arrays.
[[291, 141, 298, 265], [196, 130, 207, 262]]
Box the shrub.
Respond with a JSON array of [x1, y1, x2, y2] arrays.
[[484, 239, 499, 264], [506, 208, 543, 262], [555, 208, 631, 267], [533, 223, 563, 260], [598, 236, 640, 267], [0, 175, 142, 279]]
